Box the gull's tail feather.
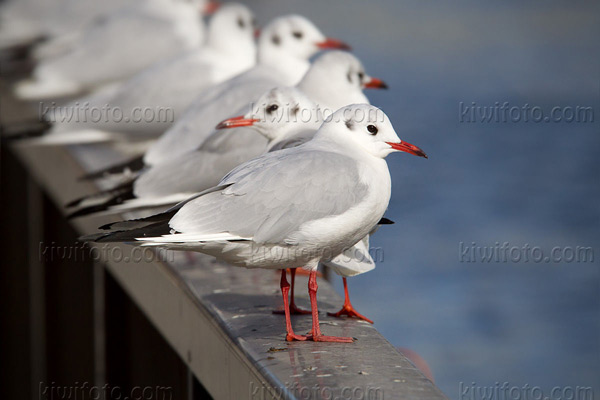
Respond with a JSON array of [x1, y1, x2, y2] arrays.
[[138, 232, 245, 244]]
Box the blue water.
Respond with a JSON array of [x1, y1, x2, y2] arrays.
[[245, 1, 600, 397]]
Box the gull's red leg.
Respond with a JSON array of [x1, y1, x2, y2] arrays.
[[327, 277, 374, 324], [289, 268, 311, 314], [306, 271, 354, 343], [273, 268, 311, 315], [279, 269, 307, 342]]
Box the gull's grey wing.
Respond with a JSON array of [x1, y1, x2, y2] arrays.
[[42, 10, 189, 86], [49, 52, 218, 136], [134, 133, 266, 198], [169, 148, 369, 244], [97, 52, 218, 135]]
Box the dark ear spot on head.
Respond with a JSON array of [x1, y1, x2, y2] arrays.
[[271, 34, 281, 45], [345, 120, 354, 130], [266, 104, 279, 114], [291, 105, 300, 116], [347, 71, 352, 83]]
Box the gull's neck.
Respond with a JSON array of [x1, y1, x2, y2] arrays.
[[264, 105, 323, 151], [266, 123, 320, 152]]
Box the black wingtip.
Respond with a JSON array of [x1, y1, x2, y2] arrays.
[[66, 185, 135, 219], [99, 222, 117, 230], [78, 155, 145, 181], [378, 217, 395, 225], [83, 220, 172, 243]]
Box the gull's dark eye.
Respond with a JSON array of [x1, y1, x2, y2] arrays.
[[271, 34, 281, 45], [266, 104, 279, 114], [237, 18, 245, 29], [367, 124, 378, 135], [358, 72, 365, 82], [292, 31, 303, 39]]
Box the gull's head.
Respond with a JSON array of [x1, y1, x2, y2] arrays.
[[259, 15, 350, 61], [321, 104, 427, 159], [206, 3, 256, 52], [215, 87, 318, 141], [299, 51, 388, 110]]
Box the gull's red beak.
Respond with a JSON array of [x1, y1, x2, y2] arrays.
[[216, 115, 259, 130], [364, 77, 389, 90], [386, 141, 428, 158], [254, 28, 261, 39], [202, 0, 220, 15], [316, 38, 351, 51]]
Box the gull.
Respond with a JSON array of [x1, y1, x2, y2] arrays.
[[212, 50, 388, 153], [65, 86, 318, 218], [34, 3, 257, 144], [65, 51, 387, 218], [74, 15, 351, 180], [15, 0, 207, 100], [0, 0, 148, 49], [80, 49, 382, 185], [82, 104, 428, 342], [30, 0, 219, 61], [149, 51, 387, 192], [142, 14, 350, 166], [217, 87, 397, 323]]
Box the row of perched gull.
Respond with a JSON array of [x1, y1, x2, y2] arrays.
[[3, 0, 427, 343]]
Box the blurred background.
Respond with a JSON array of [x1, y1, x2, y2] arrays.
[[242, 0, 599, 397]]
